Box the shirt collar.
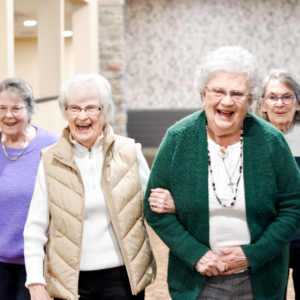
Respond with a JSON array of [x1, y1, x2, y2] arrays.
[[69, 131, 104, 153]]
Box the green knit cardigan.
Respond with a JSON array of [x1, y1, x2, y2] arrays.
[[144, 110, 300, 300]]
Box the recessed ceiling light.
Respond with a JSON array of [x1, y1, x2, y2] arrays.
[[24, 20, 37, 27], [62, 31, 73, 37]]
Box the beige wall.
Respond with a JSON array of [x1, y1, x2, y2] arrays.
[[14, 38, 72, 135], [14, 37, 74, 96], [14, 38, 39, 94], [31, 99, 68, 136]]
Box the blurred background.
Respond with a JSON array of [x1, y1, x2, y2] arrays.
[[1, 0, 300, 165], [1, 0, 299, 298]]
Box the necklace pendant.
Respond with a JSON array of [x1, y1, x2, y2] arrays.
[[228, 181, 234, 193], [218, 147, 229, 159]]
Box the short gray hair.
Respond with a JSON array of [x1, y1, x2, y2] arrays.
[[0, 78, 36, 119], [254, 69, 300, 124], [195, 45, 263, 102], [58, 74, 114, 123]]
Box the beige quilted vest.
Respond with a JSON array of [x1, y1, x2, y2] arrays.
[[41, 124, 156, 300]]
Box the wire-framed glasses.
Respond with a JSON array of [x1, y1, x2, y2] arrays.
[[0, 106, 26, 115], [265, 94, 294, 105], [65, 105, 104, 115], [205, 87, 251, 102]]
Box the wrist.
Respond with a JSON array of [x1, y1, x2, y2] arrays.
[[28, 283, 46, 292]]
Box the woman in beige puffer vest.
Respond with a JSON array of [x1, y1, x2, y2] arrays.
[[23, 74, 156, 300]]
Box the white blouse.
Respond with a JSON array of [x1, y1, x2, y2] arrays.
[[208, 137, 251, 257]]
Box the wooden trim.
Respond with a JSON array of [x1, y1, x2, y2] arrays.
[[35, 95, 59, 103]]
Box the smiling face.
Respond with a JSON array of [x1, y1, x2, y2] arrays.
[[262, 79, 300, 131], [66, 97, 105, 149], [202, 72, 252, 138], [0, 90, 30, 139]]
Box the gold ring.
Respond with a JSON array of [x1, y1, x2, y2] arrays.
[[151, 203, 156, 208], [224, 264, 229, 271]]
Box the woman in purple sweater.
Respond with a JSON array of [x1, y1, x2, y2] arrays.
[[0, 78, 59, 300]]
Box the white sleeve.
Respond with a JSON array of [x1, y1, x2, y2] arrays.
[[135, 143, 150, 193], [23, 158, 50, 287]]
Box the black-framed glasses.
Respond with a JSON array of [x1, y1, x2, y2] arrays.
[[0, 106, 26, 115], [265, 94, 294, 105], [205, 87, 251, 102], [65, 105, 104, 115]]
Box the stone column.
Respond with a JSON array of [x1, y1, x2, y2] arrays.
[[0, 0, 14, 81], [38, 0, 64, 96], [99, 0, 127, 136], [72, 0, 99, 74]]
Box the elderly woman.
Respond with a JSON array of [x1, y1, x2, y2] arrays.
[[0, 78, 59, 300], [24, 74, 156, 300], [254, 69, 300, 299], [144, 46, 300, 300]]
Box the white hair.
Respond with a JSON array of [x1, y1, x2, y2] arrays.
[[58, 74, 114, 123], [194, 45, 263, 102]]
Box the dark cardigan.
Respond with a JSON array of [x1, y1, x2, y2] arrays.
[[144, 110, 300, 300]]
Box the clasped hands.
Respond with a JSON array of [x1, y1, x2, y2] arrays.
[[195, 246, 250, 276]]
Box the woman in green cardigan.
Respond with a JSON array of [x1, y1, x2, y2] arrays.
[[144, 45, 300, 300]]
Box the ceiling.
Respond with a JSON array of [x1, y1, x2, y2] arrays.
[[14, 0, 73, 38]]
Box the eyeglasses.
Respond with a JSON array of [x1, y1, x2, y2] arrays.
[[0, 106, 26, 116], [265, 94, 294, 105], [205, 87, 251, 102], [65, 105, 104, 115]]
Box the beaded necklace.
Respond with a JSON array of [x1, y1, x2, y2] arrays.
[[207, 125, 244, 208]]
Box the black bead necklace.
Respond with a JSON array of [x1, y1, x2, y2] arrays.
[[207, 126, 244, 208]]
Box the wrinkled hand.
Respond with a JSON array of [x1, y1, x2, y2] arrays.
[[195, 250, 225, 276], [28, 284, 51, 300], [148, 188, 176, 214], [220, 246, 250, 275]]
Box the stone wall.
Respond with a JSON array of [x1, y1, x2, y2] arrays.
[[125, 0, 300, 110], [99, 0, 127, 135]]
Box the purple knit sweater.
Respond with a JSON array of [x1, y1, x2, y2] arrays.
[[0, 125, 59, 265]]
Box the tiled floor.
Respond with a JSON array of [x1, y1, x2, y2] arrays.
[[145, 224, 295, 300]]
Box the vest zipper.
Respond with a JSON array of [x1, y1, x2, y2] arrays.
[[88, 148, 96, 189], [101, 152, 137, 295]]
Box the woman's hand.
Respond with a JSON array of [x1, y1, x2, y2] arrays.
[[148, 188, 176, 214], [28, 284, 51, 300], [219, 246, 250, 275], [195, 250, 225, 276]]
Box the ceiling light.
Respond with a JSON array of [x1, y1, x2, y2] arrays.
[[62, 31, 73, 37], [24, 20, 37, 27]]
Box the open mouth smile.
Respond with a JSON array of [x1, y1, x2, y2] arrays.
[[217, 109, 234, 118], [4, 122, 17, 127], [77, 124, 92, 132]]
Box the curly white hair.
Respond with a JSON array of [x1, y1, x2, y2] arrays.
[[194, 45, 263, 102]]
